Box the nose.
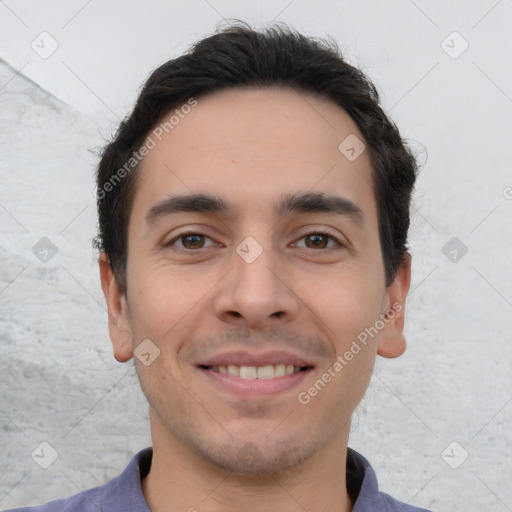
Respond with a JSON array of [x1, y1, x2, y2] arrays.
[[213, 237, 300, 330]]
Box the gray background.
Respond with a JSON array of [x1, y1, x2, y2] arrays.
[[1, 1, 511, 511]]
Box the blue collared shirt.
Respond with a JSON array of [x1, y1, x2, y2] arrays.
[[6, 447, 432, 511]]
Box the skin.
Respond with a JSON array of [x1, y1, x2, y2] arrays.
[[99, 87, 411, 512]]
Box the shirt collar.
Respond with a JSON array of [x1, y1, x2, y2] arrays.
[[111, 446, 381, 511]]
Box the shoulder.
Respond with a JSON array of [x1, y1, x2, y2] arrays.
[[4, 448, 153, 512], [376, 491, 433, 512], [348, 448, 433, 512], [4, 484, 108, 512]]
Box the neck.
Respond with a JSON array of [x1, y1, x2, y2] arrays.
[[142, 416, 353, 512]]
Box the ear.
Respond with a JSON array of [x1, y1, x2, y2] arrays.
[[98, 252, 134, 362], [377, 253, 412, 359]]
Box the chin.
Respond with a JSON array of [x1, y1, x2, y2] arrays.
[[195, 435, 323, 476]]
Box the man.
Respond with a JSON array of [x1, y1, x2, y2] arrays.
[[9, 22, 432, 512]]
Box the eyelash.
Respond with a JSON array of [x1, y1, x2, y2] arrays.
[[164, 230, 344, 252]]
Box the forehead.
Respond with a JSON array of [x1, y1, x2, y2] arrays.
[[132, 87, 376, 225]]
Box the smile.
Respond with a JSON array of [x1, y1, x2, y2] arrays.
[[201, 364, 312, 380], [197, 365, 314, 398]]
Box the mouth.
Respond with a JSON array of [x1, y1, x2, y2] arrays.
[[196, 353, 315, 397], [198, 363, 313, 380]]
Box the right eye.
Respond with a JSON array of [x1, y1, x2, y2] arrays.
[[164, 232, 217, 251]]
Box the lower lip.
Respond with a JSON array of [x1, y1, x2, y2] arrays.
[[198, 367, 313, 398]]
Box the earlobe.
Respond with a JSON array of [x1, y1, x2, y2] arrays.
[[98, 253, 134, 363], [377, 253, 411, 359]]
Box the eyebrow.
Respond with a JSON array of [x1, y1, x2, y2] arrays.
[[145, 192, 365, 226]]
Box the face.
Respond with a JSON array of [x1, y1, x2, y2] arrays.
[[100, 87, 410, 473]]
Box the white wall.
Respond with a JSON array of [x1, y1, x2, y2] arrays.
[[1, 1, 511, 510]]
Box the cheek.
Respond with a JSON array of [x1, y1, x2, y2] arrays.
[[127, 259, 223, 351], [301, 266, 383, 402], [301, 265, 384, 340], [127, 261, 192, 338]]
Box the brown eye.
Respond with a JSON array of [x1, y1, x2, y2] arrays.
[[165, 233, 216, 250], [180, 234, 205, 249], [293, 231, 343, 250], [304, 233, 330, 249]]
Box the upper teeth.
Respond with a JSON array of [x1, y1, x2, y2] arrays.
[[211, 364, 300, 379]]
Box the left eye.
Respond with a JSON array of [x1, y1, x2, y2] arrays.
[[294, 232, 341, 249]]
